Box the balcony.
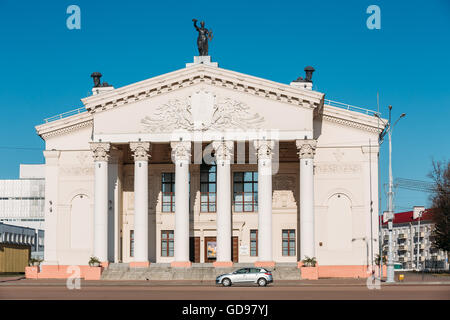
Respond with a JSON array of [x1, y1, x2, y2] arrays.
[[415, 232, 425, 238], [398, 233, 407, 239], [398, 245, 408, 251], [399, 257, 408, 262]]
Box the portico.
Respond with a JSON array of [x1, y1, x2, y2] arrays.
[[88, 137, 317, 268]]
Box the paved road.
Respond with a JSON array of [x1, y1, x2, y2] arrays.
[[0, 280, 449, 300]]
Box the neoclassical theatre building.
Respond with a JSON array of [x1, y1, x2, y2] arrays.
[[35, 56, 384, 277]]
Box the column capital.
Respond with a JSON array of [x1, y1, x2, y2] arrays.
[[170, 141, 191, 163], [90, 142, 111, 162], [130, 141, 151, 161], [296, 139, 317, 159], [212, 140, 234, 162], [253, 140, 275, 160]]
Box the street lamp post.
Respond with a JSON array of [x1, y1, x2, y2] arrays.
[[375, 106, 406, 283]]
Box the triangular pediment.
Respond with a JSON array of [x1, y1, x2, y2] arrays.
[[81, 64, 325, 114]]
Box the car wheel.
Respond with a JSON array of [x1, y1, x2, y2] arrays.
[[257, 278, 267, 287], [222, 278, 232, 287]]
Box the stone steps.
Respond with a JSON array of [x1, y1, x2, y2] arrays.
[[101, 263, 303, 280]]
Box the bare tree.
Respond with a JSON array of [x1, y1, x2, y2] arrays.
[[428, 160, 450, 266]]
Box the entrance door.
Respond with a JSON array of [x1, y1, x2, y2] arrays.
[[189, 237, 200, 263], [203, 236, 239, 263]]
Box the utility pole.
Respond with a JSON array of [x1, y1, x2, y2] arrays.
[[375, 106, 406, 283]]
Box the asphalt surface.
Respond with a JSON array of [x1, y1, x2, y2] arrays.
[[0, 277, 449, 300]]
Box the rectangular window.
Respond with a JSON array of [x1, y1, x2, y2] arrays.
[[161, 230, 174, 257], [250, 229, 258, 256], [282, 229, 295, 256], [162, 173, 175, 212], [233, 172, 258, 212], [200, 164, 216, 212], [130, 230, 134, 257]]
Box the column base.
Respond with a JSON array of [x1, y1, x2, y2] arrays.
[[130, 261, 150, 268], [213, 261, 233, 267], [171, 261, 192, 268], [254, 261, 276, 268]]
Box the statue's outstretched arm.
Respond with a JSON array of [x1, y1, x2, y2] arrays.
[[192, 19, 200, 31]]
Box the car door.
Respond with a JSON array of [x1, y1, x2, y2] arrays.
[[247, 268, 260, 282], [233, 268, 249, 283]]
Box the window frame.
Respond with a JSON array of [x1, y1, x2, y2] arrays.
[[282, 229, 296, 257], [161, 230, 174, 257], [161, 173, 175, 213], [233, 171, 258, 212], [200, 164, 217, 213]]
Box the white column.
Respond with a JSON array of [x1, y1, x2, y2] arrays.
[[91, 142, 110, 262], [212, 141, 234, 266], [171, 141, 191, 267], [254, 140, 275, 265], [296, 139, 317, 260], [130, 142, 151, 266]]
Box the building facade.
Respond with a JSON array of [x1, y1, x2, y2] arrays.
[[381, 209, 449, 270], [0, 222, 44, 266], [0, 164, 45, 259], [35, 57, 384, 276]]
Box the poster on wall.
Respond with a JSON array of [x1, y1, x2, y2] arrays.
[[207, 241, 217, 259]]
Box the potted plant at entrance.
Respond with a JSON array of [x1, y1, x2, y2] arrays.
[[302, 256, 317, 267], [300, 256, 318, 280], [88, 256, 101, 267], [29, 258, 43, 266]]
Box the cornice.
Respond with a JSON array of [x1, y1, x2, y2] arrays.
[[321, 105, 386, 134], [36, 111, 93, 140], [81, 64, 325, 115]]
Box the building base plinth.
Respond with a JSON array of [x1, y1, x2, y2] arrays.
[[171, 261, 192, 268], [25, 265, 103, 280], [213, 261, 233, 267], [254, 261, 276, 268], [300, 266, 319, 280], [130, 261, 150, 268]]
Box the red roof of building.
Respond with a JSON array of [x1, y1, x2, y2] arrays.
[[380, 208, 433, 226]]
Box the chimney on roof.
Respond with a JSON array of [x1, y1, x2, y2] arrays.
[[90, 72, 114, 95], [290, 66, 315, 90]]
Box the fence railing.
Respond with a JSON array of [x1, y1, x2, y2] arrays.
[[324, 99, 380, 116], [43, 99, 379, 123], [44, 107, 86, 123]]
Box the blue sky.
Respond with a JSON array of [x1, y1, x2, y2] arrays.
[[0, 0, 449, 214]]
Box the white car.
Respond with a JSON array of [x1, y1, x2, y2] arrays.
[[216, 267, 273, 287]]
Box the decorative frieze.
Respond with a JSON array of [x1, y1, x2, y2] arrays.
[[273, 174, 296, 191], [90, 142, 110, 162], [296, 139, 317, 159], [130, 142, 151, 162], [315, 163, 362, 175], [141, 93, 265, 133]]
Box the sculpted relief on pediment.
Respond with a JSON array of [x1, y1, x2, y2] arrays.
[[141, 89, 265, 133]]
